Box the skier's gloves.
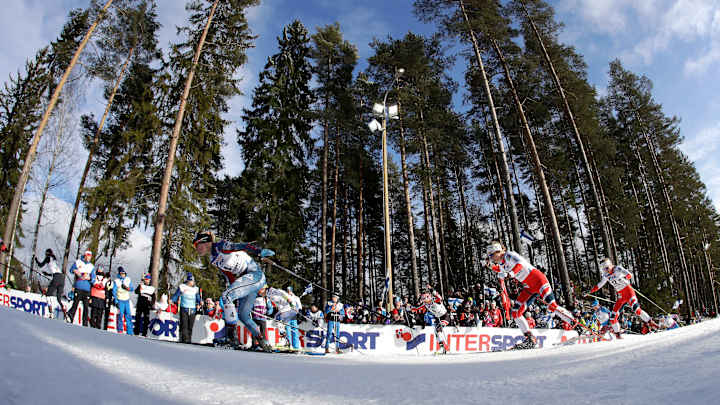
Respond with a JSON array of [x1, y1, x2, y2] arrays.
[[260, 249, 275, 258]]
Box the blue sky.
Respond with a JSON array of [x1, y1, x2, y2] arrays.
[[2, 1, 717, 207], [1, 0, 719, 275]]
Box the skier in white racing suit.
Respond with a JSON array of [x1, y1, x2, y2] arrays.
[[586, 258, 659, 338], [411, 286, 448, 353], [193, 231, 275, 350]]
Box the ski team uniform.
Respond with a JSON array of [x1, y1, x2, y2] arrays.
[[35, 255, 64, 318], [209, 240, 269, 340], [113, 275, 134, 335], [412, 292, 448, 348], [172, 281, 202, 343], [593, 305, 612, 331], [491, 251, 575, 335], [590, 264, 651, 333], [266, 288, 301, 349]]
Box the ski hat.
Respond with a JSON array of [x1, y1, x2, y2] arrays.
[[143, 274, 151, 281], [186, 272, 194, 282], [600, 258, 613, 270], [84, 250, 92, 257], [486, 241, 504, 256], [118, 267, 126, 275], [591, 300, 599, 307], [192, 231, 214, 247]]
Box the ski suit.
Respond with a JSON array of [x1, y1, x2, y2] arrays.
[[590, 264, 650, 332], [412, 292, 448, 347], [593, 306, 611, 327], [36, 255, 64, 316], [266, 288, 301, 349], [209, 240, 273, 339], [491, 251, 574, 334], [113, 275, 134, 335]]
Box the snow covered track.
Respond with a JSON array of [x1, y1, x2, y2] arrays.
[[2, 307, 718, 405]]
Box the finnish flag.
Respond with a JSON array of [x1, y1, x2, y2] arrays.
[[300, 283, 313, 297]]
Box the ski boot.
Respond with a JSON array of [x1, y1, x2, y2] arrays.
[[258, 338, 273, 353], [648, 320, 660, 331], [516, 332, 537, 350], [223, 324, 240, 349]]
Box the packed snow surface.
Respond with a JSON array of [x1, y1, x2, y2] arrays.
[[2, 307, 718, 405]]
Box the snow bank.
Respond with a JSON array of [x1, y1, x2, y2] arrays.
[[1, 306, 717, 405]]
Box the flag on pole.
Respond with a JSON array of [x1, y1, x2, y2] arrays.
[[520, 229, 536, 245], [484, 286, 498, 298], [380, 276, 390, 305], [300, 283, 313, 297]]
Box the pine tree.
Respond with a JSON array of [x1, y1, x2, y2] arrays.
[[235, 20, 315, 286]]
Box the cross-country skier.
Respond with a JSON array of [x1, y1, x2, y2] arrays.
[[487, 240, 580, 349], [411, 286, 448, 353], [591, 300, 612, 335], [192, 231, 275, 351], [586, 258, 659, 338], [266, 286, 301, 351], [34, 249, 65, 319]]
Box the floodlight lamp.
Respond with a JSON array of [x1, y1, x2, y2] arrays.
[[368, 119, 382, 133], [397, 68, 405, 74], [372, 103, 384, 116], [388, 105, 399, 119]]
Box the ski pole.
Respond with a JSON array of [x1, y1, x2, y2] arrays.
[[264, 259, 392, 321], [634, 289, 670, 314], [585, 293, 614, 304]]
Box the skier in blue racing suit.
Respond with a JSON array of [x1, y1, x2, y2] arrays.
[[193, 231, 275, 350]]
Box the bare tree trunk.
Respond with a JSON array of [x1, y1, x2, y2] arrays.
[[357, 157, 365, 304], [455, 166, 474, 291], [421, 133, 443, 294], [329, 137, 340, 295], [421, 172, 434, 288], [398, 111, 420, 299], [342, 184, 348, 296], [149, 0, 219, 289], [518, 0, 613, 264], [321, 97, 330, 304], [30, 97, 70, 276], [458, 0, 520, 252], [3, 0, 114, 277]]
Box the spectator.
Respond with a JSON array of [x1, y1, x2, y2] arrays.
[[135, 274, 156, 337], [89, 265, 109, 329], [373, 300, 388, 325], [524, 311, 536, 329], [67, 250, 95, 326], [154, 293, 169, 313], [205, 298, 220, 318], [325, 293, 345, 354], [172, 273, 201, 344], [251, 285, 271, 349], [113, 267, 134, 335], [488, 301, 503, 327], [459, 300, 477, 327], [344, 305, 355, 324], [307, 303, 325, 329]]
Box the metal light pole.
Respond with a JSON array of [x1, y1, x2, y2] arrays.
[[367, 68, 404, 312]]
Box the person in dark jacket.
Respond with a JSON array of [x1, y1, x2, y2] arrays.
[[35, 249, 65, 319], [134, 274, 156, 337]]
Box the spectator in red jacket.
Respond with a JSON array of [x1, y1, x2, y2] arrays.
[[488, 301, 503, 327], [525, 311, 536, 329]]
